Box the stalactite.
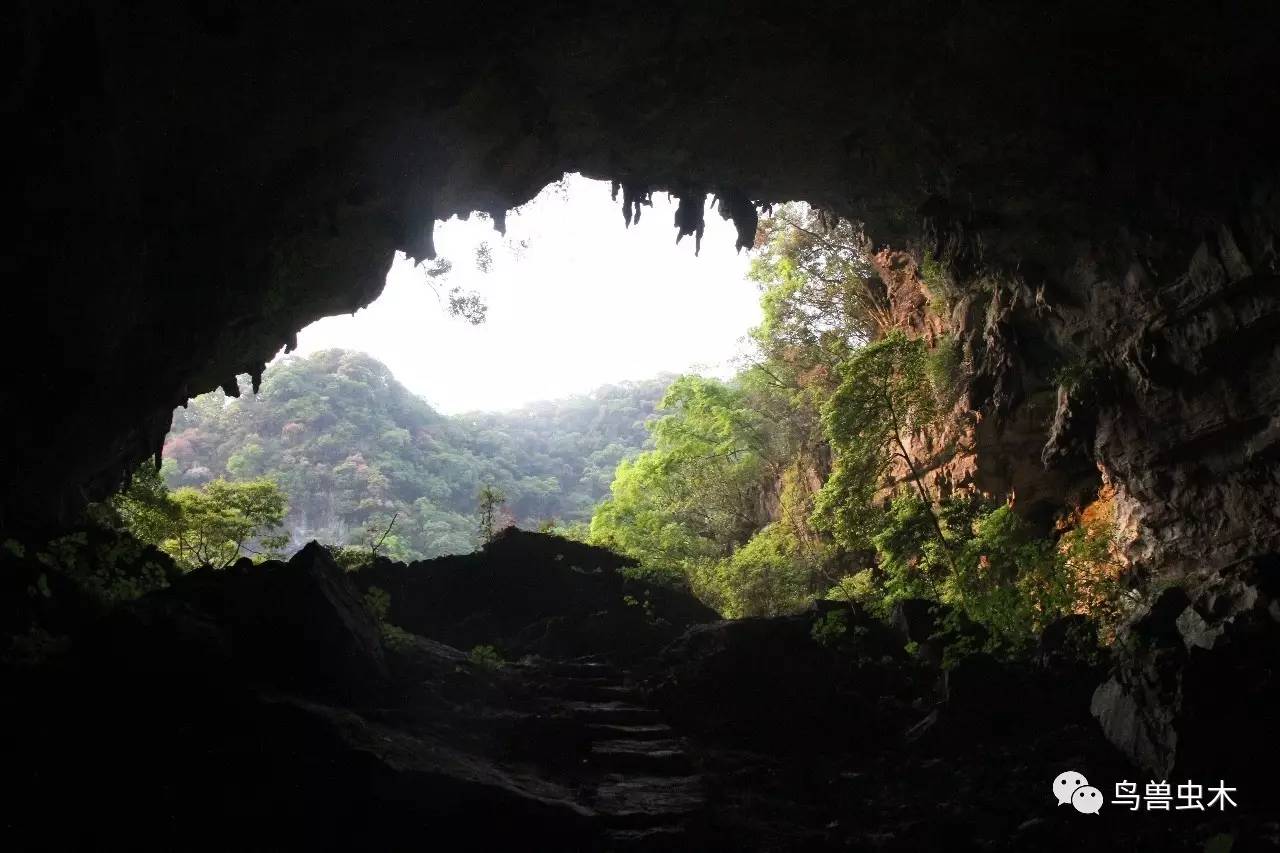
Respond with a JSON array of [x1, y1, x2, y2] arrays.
[[616, 183, 651, 228], [421, 217, 437, 260], [222, 379, 240, 398], [250, 365, 264, 394], [285, 332, 299, 354], [715, 188, 758, 252], [673, 192, 707, 255]]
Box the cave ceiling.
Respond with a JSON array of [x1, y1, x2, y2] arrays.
[[7, 0, 1280, 570]]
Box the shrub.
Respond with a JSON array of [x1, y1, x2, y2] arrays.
[[919, 252, 957, 318], [949, 504, 1072, 652], [1058, 487, 1133, 640], [468, 644, 505, 670], [854, 492, 1125, 656], [362, 585, 415, 651], [824, 569, 878, 610], [703, 524, 814, 618], [35, 530, 176, 605], [810, 609, 849, 647], [327, 545, 373, 572]]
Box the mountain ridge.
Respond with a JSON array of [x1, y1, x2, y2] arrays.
[[162, 348, 671, 559]]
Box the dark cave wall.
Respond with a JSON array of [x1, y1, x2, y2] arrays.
[[8, 0, 1280, 579]]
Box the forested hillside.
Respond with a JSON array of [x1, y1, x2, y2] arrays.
[[588, 206, 1130, 648], [160, 350, 668, 559]]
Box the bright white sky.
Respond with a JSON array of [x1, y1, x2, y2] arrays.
[[291, 174, 762, 413]]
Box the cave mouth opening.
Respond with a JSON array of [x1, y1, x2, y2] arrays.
[[287, 173, 768, 415], [150, 173, 817, 563]]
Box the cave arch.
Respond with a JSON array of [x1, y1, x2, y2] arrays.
[[9, 1, 1280, 579]]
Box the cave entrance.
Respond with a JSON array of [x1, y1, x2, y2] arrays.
[[155, 174, 779, 561]]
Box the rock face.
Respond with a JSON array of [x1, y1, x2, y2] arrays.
[[652, 604, 911, 750], [356, 528, 718, 662], [95, 541, 388, 700], [4, 536, 713, 850], [1091, 557, 1280, 794], [6, 532, 1277, 850]]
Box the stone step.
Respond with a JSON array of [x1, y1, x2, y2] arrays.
[[547, 660, 622, 679], [592, 774, 705, 826], [557, 675, 616, 686], [604, 824, 689, 850], [585, 723, 675, 742], [557, 682, 640, 702], [590, 739, 692, 774], [568, 701, 661, 725]]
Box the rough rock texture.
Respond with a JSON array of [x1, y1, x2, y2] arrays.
[[5, 533, 1277, 850], [8, 2, 1280, 594], [91, 541, 388, 700], [2, 537, 709, 849], [1091, 556, 1280, 796], [649, 606, 1268, 851], [651, 603, 912, 750], [355, 528, 718, 662]]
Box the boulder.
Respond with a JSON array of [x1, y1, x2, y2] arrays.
[[92, 541, 387, 700], [944, 652, 1018, 712], [652, 608, 910, 751], [1036, 614, 1103, 669], [1091, 557, 1280, 794], [891, 598, 940, 645], [355, 529, 717, 663], [890, 598, 989, 665]]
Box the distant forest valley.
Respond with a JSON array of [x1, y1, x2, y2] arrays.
[[154, 349, 670, 561]]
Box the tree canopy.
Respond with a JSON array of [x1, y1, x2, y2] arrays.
[[108, 467, 289, 570]]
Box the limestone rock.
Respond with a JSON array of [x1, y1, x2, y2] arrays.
[[1091, 558, 1280, 793]]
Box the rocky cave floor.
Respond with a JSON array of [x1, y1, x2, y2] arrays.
[[2, 533, 1276, 852]]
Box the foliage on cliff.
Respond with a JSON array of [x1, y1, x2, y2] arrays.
[[591, 206, 1129, 647]]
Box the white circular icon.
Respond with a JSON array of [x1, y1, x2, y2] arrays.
[[1052, 770, 1089, 806], [1071, 785, 1103, 814]]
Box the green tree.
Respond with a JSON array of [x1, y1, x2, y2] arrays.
[[749, 204, 891, 379], [110, 462, 181, 546], [475, 485, 506, 546], [813, 331, 950, 572], [702, 524, 815, 618], [164, 478, 289, 569], [589, 377, 768, 566]]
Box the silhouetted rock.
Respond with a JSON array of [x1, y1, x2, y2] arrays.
[[945, 652, 1015, 711], [652, 608, 909, 751], [890, 598, 990, 665], [355, 529, 717, 663], [1036, 614, 1102, 669], [891, 598, 944, 663], [93, 541, 387, 700]]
